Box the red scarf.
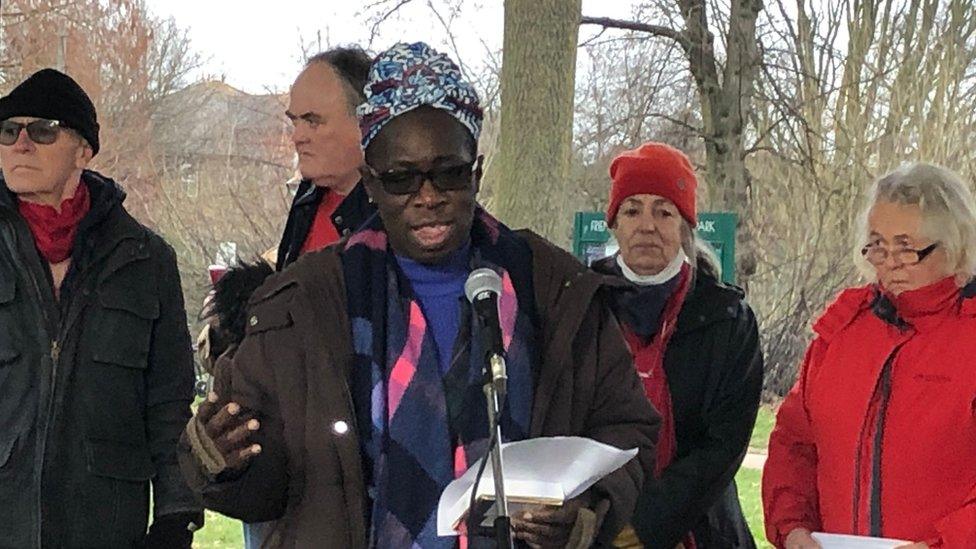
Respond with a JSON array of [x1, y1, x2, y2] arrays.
[[622, 262, 696, 548], [17, 181, 91, 264]]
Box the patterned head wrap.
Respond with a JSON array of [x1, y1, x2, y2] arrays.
[[357, 42, 483, 149]]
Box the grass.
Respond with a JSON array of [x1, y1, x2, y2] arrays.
[[737, 404, 777, 547], [736, 467, 773, 548], [195, 512, 243, 548], [192, 405, 781, 548], [750, 404, 777, 452]]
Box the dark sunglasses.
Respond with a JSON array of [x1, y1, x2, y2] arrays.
[[0, 118, 65, 146], [366, 156, 482, 195]]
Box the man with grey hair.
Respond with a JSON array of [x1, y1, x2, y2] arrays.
[[276, 46, 378, 269], [198, 46, 379, 548]]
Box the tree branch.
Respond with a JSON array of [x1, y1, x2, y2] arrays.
[[426, 0, 470, 78], [648, 112, 706, 138], [578, 26, 609, 48], [580, 15, 689, 51], [366, 0, 417, 44]]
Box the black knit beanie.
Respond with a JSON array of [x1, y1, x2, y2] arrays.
[[0, 68, 100, 155]]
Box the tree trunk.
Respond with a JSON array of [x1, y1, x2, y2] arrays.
[[679, 0, 763, 280], [490, 0, 582, 243]]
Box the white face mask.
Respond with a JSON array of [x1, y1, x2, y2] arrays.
[[617, 249, 687, 286]]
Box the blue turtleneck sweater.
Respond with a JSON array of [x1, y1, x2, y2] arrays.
[[395, 243, 471, 374]]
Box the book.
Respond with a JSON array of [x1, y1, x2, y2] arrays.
[[436, 436, 638, 536]]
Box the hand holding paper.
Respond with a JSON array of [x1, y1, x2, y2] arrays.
[[436, 436, 638, 537], [511, 491, 597, 548]]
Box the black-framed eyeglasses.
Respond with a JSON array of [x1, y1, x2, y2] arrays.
[[0, 118, 65, 146], [861, 241, 939, 266], [366, 155, 482, 196]]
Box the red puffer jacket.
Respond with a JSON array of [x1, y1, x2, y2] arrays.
[[763, 277, 976, 548]]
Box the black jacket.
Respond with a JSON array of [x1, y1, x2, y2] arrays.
[[275, 180, 374, 271], [0, 170, 201, 548], [593, 256, 763, 549]]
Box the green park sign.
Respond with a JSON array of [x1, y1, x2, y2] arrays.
[[572, 211, 737, 284], [695, 212, 737, 284]]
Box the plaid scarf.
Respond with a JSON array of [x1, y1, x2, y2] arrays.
[[342, 208, 536, 548]]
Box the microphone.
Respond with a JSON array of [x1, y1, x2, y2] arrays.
[[464, 268, 507, 398]]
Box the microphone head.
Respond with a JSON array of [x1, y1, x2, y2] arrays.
[[465, 268, 503, 303]]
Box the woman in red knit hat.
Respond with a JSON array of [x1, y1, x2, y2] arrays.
[[591, 142, 764, 548]]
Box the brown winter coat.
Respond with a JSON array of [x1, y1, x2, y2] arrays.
[[179, 230, 660, 548]]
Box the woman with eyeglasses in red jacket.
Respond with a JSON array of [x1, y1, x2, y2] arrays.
[[763, 163, 976, 549]]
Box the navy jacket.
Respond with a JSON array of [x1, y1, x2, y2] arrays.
[[275, 180, 374, 271]]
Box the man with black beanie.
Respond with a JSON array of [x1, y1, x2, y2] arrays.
[[0, 68, 203, 547]]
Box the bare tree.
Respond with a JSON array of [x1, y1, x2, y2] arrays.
[[748, 0, 976, 396], [567, 31, 700, 220], [148, 81, 294, 312]]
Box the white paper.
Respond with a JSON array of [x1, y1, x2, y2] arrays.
[[436, 436, 638, 536], [811, 533, 911, 549]]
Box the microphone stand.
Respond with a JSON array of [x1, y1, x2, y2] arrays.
[[465, 269, 514, 549], [483, 353, 513, 549]]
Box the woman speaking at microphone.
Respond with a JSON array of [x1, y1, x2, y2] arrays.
[[592, 143, 763, 548]]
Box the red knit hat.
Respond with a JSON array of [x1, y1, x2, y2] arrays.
[[607, 142, 698, 226]]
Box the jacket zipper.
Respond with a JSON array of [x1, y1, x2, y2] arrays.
[[32, 241, 130, 546], [851, 341, 906, 536], [21, 247, 56, 549], [15, 217, 85, 548]]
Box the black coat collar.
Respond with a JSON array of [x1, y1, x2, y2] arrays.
[[592, 255, 746, 337], [275, 179, 375, 271]]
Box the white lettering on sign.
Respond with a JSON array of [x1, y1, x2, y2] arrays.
[[590, 220, 607, 232], [697, 220, 716, 233]]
